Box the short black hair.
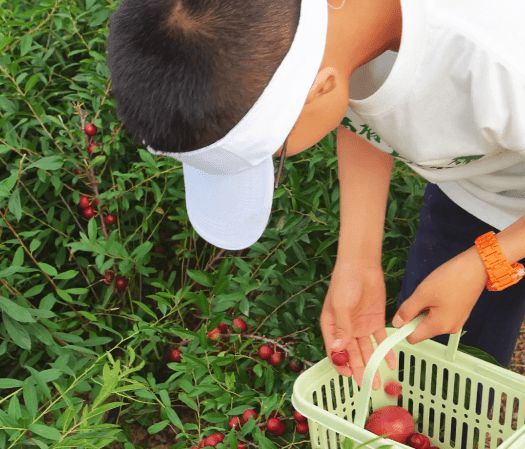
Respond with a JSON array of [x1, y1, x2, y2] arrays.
[[107, 0, 301, 153]]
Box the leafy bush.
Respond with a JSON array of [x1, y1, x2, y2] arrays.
[[0, 1, 426, 448]]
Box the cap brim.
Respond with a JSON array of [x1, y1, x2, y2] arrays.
[[182, 157, 274, 250]]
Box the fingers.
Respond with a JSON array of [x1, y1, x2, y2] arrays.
[[373, 328, 397, 371], [406, 309, 439, 344], [357, 336, 381, 390], [320, 303, 353, 378], [392, 290, 428, 328], [347, 338, 365, 385]]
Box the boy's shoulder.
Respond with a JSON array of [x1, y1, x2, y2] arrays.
[[423, 0, 525, 73]]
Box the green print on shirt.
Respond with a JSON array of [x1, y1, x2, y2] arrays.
[[451, 155, 485, 165], [340, 117, 487, 168], [341, 117, 381, 144], [340, 117, 410, 162]]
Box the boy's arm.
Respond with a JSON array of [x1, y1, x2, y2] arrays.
[[320, 126, 395, 385], [335, 126, 394, 264]]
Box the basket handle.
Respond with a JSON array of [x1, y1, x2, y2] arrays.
[[353, 314, 463, 428]]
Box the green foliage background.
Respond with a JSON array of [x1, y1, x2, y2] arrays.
[[0, 1, 427, 448]]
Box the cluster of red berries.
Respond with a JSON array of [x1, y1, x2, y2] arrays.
[[263, 410, 309, 437], [101, 269, 128, 292], [78, 194, 116, 226], [292, 410, 309, 435], [228, 409, 258, 431], [84, 123, 98, 156], [257, 344, 283, 367], [257, 344, 303, 373], [207, 317, 248, 341], [174, 317, 304, 374], [191, 432, 230, 448], [78, 194, 97, 220]]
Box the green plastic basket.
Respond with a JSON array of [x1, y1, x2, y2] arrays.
[[292, 315, 525, 449]]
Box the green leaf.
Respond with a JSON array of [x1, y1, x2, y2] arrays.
[[27, 156, 64, 171], [23, 381, 38, 418], [8, 188, 22, 221], [165, 407, 184, 431], [132, 241, 153, 259], [28, 424, 61, 441], [30, 238, 42, 253], [24, 74, 41, 93], [88, 218, 97, 241], [264, 366, 274, 394], [0, 170, 18, 198], [20, 35, 32, 56], [186, 270, 213, 287], [0, 266, 35, 278], [38, 262, 58, 277], [12, 246, 24, 267], [53, 270, 79, 280], [0, 296, 35, 323], [56, 289, 73, 303], [147, 420, 169, 435], [7, 396, 21, 421], [0, 378, 23, 389], [3, 315, 31, 349]]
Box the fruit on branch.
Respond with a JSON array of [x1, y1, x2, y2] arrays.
[[296, 422, 309, 434], [82, 207, 96, 219], [168, 348, 182, 363], [269, 351, 283, 367], [104, 214, 116, 226], [289, 359, 303, 372], [228, 417, 242, 430], [266, 417, 286, 436], [258, 345, 273, 360], [207, 328, 221, 341], [79, 195, 90, 209], [232, 317, 247, 333], [293, 411, 307, 423], [115, 276, 128, 292], [87, 142, 98, 155], [102, 269, 115, 286], [242, 409, 258, 423], [84, 123, 97, 136], [218, 322, 230, 334]]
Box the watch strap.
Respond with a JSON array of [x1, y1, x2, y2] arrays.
[[474, 231, 525, 291]]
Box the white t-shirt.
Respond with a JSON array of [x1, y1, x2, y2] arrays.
[[343, 0, 525, 230]]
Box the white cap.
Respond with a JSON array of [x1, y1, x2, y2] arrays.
[[147, 0, 329, 250]]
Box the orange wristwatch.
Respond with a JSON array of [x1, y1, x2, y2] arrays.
[[474, 231, 525, 291]]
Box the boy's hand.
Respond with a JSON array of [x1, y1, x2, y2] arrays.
[[392, 247, 488, 343], [320, 260, 397, 389]]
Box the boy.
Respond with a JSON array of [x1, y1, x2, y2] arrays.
[[107, 0, 525, 389]]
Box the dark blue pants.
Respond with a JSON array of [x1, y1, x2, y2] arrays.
[[397, 183, 525, 367]]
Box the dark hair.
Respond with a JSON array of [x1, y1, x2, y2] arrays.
[[107, 0, 301, 153]]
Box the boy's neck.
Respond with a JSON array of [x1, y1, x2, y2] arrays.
[[329, 0, 402, 75]]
